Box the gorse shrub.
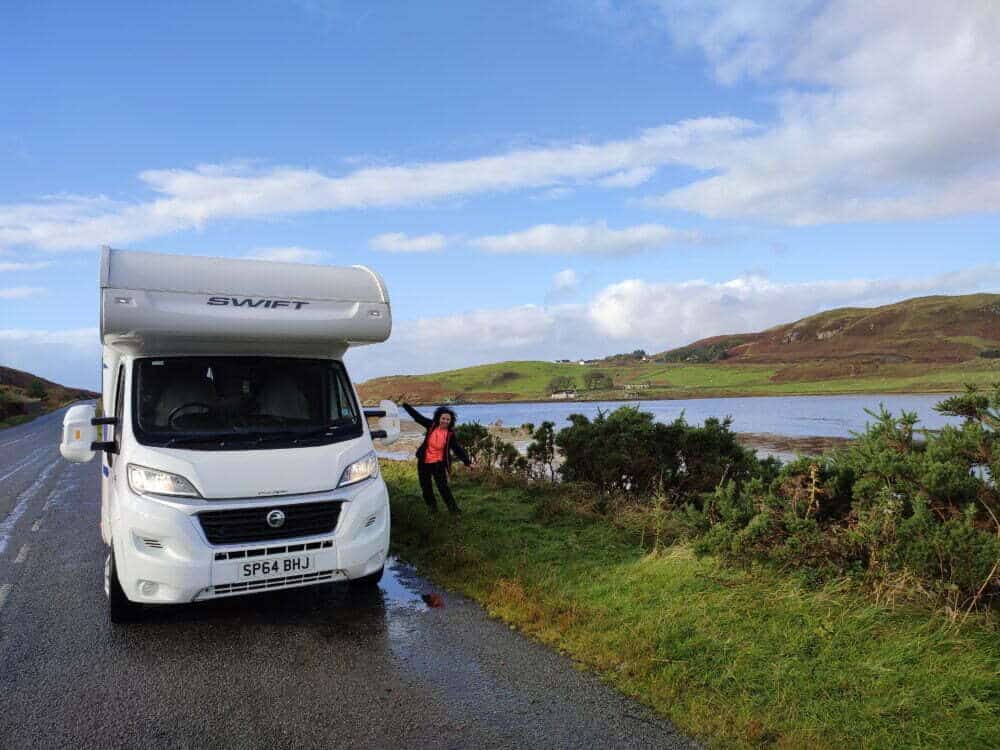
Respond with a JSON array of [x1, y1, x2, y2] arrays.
[[454, 422, 491, 464], [526, 421, 557, 482], [554, 406, 760, 500], [673, 389, 1000, 608]]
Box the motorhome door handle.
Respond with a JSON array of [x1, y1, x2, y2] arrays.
[[90, 441, 119, 454], [364, 409, 387, 418], [91, 417, 118, 426], [370, 429, 388, 439]]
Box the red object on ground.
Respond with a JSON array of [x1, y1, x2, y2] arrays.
[[422, 593, 445, 608]]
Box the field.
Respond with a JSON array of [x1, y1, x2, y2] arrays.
[[384, 461, 1000, 749], [359, 358, 1000, 404]]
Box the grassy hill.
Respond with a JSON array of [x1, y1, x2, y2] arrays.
[[0, 366, 99, 428], [657, 293, 1000, 365], [358, 294, 1000, 404]]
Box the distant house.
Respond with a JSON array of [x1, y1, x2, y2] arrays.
[[550, 390, 577, 400], [623, 383, 650, 391], [577, 360, 587, 366]]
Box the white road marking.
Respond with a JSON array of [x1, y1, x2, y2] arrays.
[[0, 584, 10, 611], [0, 459, 59, 555], [14, 544, 29, 564], [0, 446, 48, 483]]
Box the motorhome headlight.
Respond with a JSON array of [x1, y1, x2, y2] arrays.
[[338, 451, 379, 487], [127, 464, 201, 498]]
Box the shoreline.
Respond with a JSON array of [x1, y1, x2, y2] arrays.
[[368, 386, 963, 409]]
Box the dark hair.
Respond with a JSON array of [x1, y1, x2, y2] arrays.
[[432, 406, 458, 429]]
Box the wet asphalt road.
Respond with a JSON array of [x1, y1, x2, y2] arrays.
[[0, 406, 693, 749]]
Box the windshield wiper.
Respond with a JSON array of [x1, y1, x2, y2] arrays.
[[255, 423, 356, 444], [163, 432, 256, 447]]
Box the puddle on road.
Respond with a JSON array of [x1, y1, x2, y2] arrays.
[[379, 556, 429, 611]]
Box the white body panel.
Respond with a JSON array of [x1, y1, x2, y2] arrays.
[[100, 247, 390, 356]]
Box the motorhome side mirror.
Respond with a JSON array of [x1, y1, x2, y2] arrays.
[[60, 404, 98, 463], [371, 400, 401, 445]]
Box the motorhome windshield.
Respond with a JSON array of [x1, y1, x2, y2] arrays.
[[132, 357, 362, 450]]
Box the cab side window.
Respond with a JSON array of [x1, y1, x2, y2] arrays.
[[109, 366, 125, 466]]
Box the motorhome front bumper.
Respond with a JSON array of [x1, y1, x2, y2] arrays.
[[113, 476, 390, 604]]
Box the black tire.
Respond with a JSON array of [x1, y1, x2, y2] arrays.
[[348, 566, 384, 590], [105, 547, 140, 624]]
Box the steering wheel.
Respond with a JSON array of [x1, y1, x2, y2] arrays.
[[167, 402, 214, 428]]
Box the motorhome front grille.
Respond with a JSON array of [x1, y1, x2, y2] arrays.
[[212, 570, 336, 596], [197, 501, 343, 544]]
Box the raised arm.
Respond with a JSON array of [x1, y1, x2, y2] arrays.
[[401, 402, 432, 429]]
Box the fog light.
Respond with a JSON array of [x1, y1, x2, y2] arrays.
[[138, 580, 159, 597]]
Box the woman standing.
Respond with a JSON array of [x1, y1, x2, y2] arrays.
[[401, 402, 471, 514]]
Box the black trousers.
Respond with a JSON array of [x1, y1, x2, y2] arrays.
[[418, 461, 459, 512]]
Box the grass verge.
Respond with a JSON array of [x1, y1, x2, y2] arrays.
[[0, 413, 37, 430], [384, 461, 999, 749]]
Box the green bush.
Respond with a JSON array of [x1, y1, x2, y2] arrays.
[[582, 371, 613, 390], [554, 406, 758, 500], [546, 375, 576, 394], [27, 379, 47, 400], [454, 422, 491, 464], [526, 421, 557, 482]]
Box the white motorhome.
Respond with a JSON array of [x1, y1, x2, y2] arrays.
[[59, 247, 400, 622]]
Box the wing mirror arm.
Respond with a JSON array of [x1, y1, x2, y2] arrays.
[[91, 416, 118, 426], [90, 441, 119, 454]]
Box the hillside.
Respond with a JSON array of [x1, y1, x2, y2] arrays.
[[0, 366, 99, 427], [358, 294, 1000, 404], [657, 294, 1000, 365]]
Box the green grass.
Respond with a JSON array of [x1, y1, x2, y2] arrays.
[[384, 462, 1000, 749], [0, 413, 36, 430]]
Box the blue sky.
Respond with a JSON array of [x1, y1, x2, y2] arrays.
[[1, 1, 998, 389]]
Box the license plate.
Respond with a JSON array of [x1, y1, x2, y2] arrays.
[[239, 555, 315, 580]]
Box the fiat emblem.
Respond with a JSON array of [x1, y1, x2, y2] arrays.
[[266, 509, 286, 528]]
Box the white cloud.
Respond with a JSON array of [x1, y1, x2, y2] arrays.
[[531, 186, 575, 201], [546, 268, 582, 304], [347, 263, 1000, 381], [369, 232, 451, 253], [0, 287, 45, 299], [551, 269, 580, 294], [0, 118, 749, 251], [246, 247, 325, 263], [0, 261, 52, 272], [597, 167, 656, 188], [641, 1, 1000, 224], [472, 221, 702, 255]]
